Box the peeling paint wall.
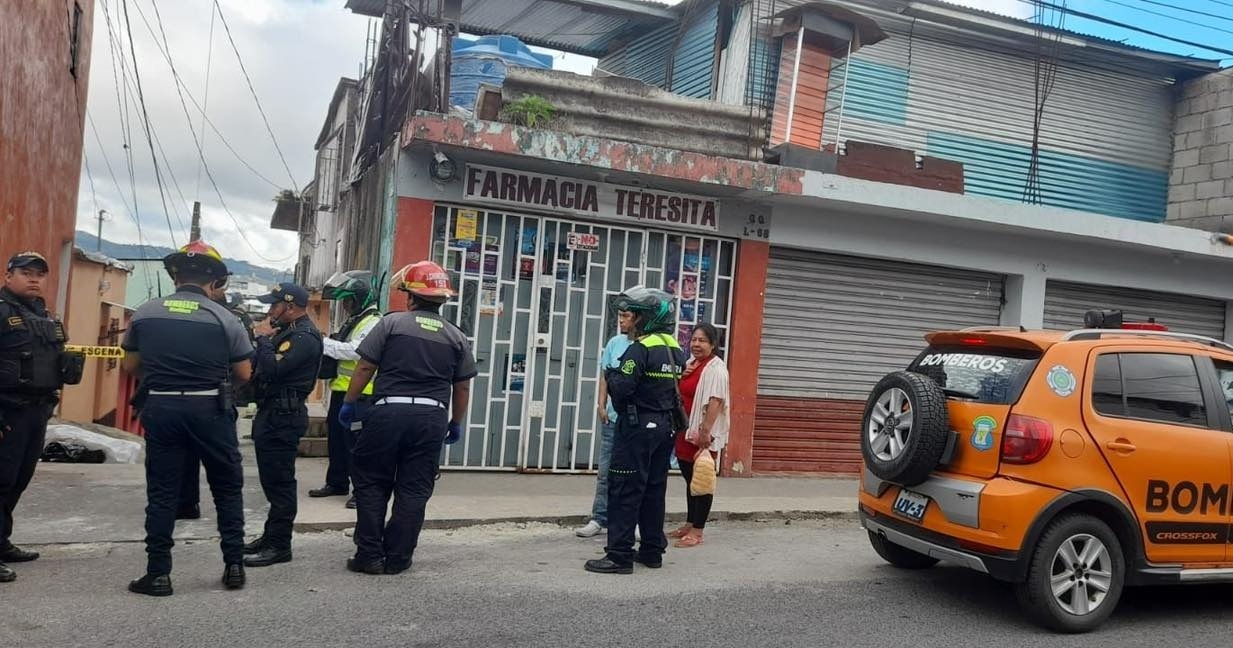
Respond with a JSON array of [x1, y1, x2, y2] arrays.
[[403, 113, 804, 196], [0, 1, 94, 309]]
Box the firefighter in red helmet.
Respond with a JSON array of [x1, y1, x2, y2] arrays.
[[337, 260, 476, 575]]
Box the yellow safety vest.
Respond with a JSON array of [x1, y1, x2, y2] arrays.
[[330, 311, 381, 395]]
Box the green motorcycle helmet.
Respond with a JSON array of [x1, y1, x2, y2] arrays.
[[613, 285, 676, 335], [322, 270, 374, 310]]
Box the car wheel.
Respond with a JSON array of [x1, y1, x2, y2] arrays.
[[1014, 514, 1125, 634], [860, 371, 949, 486], [867, 530, 939, 569]]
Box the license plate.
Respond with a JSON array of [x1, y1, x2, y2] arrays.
[[892, 489, 930, 523]]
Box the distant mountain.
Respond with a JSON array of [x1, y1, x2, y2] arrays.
[[74, 231, 292, 286]]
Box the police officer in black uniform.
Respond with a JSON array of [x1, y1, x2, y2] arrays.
[[339, 260, 475, 575], [177, 275, 257, 521], [122, 241, 254, 596], [0, 251, 82, 584], [243, 283, 323, 568], [585, 286, 688, 575]]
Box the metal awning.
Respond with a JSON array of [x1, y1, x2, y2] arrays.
[[345, 0, 679, 57]]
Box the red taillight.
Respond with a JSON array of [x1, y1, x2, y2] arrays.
[[1001, 414, 1054, 464], [960, 337, 986, 345]]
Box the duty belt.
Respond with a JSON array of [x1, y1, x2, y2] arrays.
[[373, 396, 445, 409], [149, 389, 220, 397]]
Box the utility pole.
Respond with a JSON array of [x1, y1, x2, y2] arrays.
[[190, 201, 202, 242], [95, 209, 107, 251]]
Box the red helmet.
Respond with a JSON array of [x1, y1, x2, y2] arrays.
[[163, 240, 228, 280], [393, 260, 455, 302]]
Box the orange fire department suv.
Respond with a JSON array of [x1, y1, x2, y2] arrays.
[[858, 310, 1233, 633]]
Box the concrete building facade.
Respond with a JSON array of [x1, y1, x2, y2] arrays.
[[319, 0, 1233, 476]]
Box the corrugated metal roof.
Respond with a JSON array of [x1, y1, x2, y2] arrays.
[[345, 0, 679, 57]]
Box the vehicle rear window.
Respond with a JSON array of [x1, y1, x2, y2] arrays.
[[909, 346, 1041, 405]]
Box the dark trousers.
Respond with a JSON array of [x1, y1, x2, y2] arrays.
[[253, 403, 308, 549], [141, 397, 245, 575], [0, 402, 52, 546], [351, 403, 445, 568], [178, 449, 200, 510], [678, 459, 714, 529], [324, 391, 355, 491], [604, 411, 674, 566]]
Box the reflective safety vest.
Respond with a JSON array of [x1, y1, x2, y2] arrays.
[[329, 310, 381, 395]]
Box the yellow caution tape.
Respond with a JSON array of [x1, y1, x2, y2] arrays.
[[65, 345, 126, 359]]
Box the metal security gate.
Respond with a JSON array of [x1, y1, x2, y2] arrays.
[[1044, 281, 1226, 340], [429, 205, 735, 472], [753, 248, 1004, 473]]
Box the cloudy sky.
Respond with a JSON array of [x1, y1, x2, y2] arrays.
[[76, 0, 1222, 270]]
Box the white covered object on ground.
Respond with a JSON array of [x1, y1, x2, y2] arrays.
[[44, 424, 143, 464]]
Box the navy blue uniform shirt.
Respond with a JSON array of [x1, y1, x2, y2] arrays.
[[123, 286, 254, 392], [356, 310, 477, 404], [253, 315, 323, 399]]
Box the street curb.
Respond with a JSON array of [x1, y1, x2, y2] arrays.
[[293, 508, 861, 533]]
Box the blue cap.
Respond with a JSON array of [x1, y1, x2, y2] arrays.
[[257, 282, 309, 307]]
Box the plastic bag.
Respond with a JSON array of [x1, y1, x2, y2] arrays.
[[44, 424, 143, 464], [690, 450, 717, 496], [41, 441, 106, 463]]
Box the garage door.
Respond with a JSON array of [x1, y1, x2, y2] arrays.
[[1044, 281, 1226, 340], [754, 249, 1005, 473]]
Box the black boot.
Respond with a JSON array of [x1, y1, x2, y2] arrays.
[[346, 557, 384, 575], [222, 564, 246, 590], [128, 573, 173, 597], [633, 555, 663, 569], [0, 545, 40, 562], [0, 562, 14, 583], [243, 536, 268, 555], [345, 495, 357, 509], [308, 485, 348, 498], [244, 547, 292, 568], [584, 558, 633, 575]]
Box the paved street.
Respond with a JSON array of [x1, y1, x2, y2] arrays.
[[5, 518, 1233, 647]]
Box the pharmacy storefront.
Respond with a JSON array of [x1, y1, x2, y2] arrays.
[[418, 164, 752, 473]]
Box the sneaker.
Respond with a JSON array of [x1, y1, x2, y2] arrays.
[[0, 562, 14, 583], [575, 520, 605, 538]]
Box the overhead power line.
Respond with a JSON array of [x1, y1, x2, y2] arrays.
[[1028, 0, 1233, 57], [196, 3, 218, 200], [1124, 0, 1233, 24], [134, 0, 294, 265], [121, 0, 179, 249], [213, 0, 300, 192], [1105, 0, 1233, 37]]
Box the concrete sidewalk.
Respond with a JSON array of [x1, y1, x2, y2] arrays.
[[16, 437, 858, 546]]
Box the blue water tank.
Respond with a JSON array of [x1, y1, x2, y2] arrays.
[[450, 35, 553, 111]]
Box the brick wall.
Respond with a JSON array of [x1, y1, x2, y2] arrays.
[[1167, 68, 1233, 231]]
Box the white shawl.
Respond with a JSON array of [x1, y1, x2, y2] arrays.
[[687, 355, 730, 452]]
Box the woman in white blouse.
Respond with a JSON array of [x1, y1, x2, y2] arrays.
[[667, 323, 729, 548]]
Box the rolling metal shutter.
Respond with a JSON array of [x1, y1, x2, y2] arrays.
[[1044, 281, 1227, 340], [753, 249, 1004, 474]]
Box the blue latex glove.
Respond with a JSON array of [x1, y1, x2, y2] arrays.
[[445, 420, 463, 445], [338, 402, 356, 430]]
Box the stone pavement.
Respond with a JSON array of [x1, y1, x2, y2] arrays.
[[15, 427, 858, 546]]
